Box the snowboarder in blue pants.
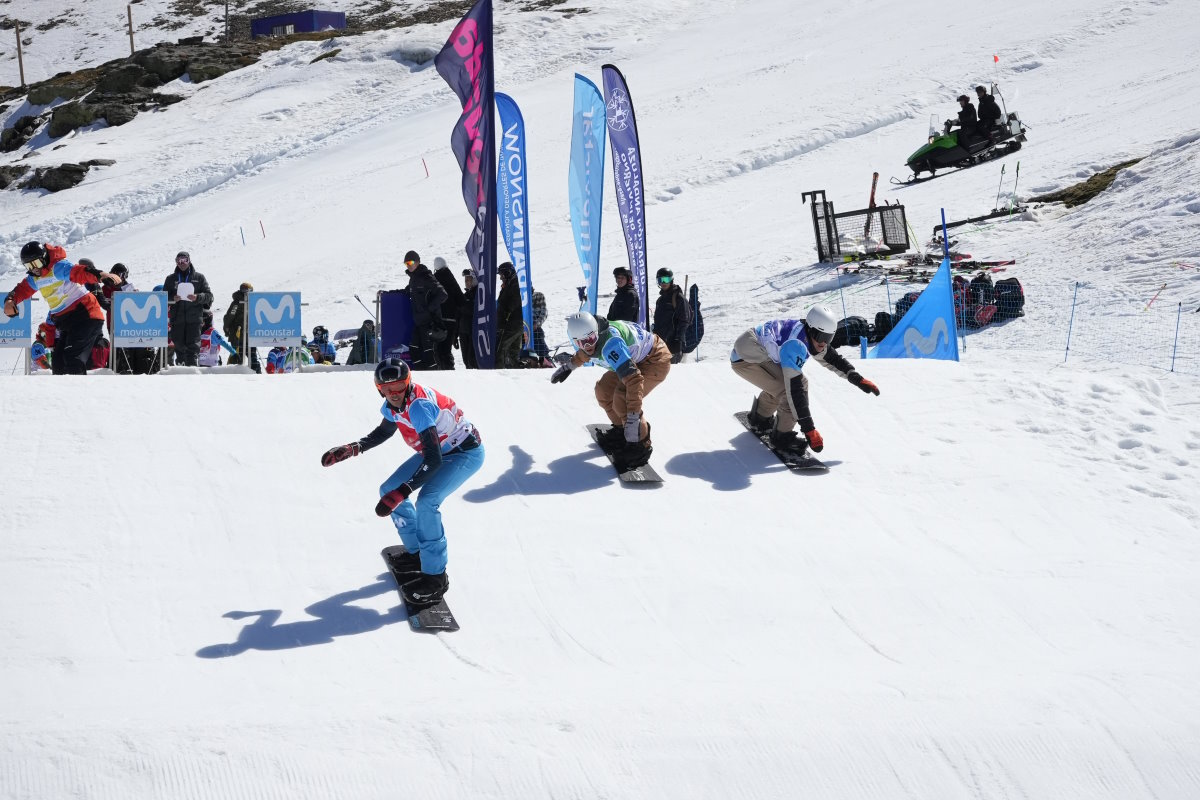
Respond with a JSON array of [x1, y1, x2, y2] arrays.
[[320, 358, 484, 604]]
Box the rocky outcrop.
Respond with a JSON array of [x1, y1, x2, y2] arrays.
[[0, 115, 43, 152], [0, 165, 29, 189], [22, 159, 116, 192]]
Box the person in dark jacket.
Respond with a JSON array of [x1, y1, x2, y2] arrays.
[[495, 261, 524, 368], [975, 85, 1002, 142], [458, 269, 478, 369], [432, 256, 463, 370], [404, 250, 450, 370], [944, 94, 978, 144], [222, 281, 260, 373], [162, 251, 213, 366], [652, 267, 691, 364], [607, 266, 640, 323], [346, 319, 376, 365]]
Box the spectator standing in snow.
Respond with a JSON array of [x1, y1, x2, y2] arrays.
[[607, 266, 640, 323], [163, 251, 213, 367]]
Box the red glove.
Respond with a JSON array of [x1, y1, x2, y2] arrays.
[[805, 429, 824, 453], [320, 442, 360, 467], [848, 372, 880, 396], [375, 483, 412, 516]]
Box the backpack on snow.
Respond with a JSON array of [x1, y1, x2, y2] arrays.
[[966, 273, 998, 328], [994, 277, 1025, 319], [894, 290, 922, 320], [681, 283, 704, 354], [832, 315, 872, 349]]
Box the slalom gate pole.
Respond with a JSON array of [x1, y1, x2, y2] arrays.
[[1144, 283, 1167, 311], [835, 266, 849, 322], [941, 209, 964, 352], [259, 220, 266, 238], [240, 227, 245, 246], [1171, 303, 1182, 372], [1064, 282, 1080, 362]]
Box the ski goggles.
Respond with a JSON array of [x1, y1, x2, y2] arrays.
[[808, 328, 834, 346], [24, 257, 46, 273], [657, 275, 673, 285], [375, 378, 410, 399], [573, 331, 599, 351]]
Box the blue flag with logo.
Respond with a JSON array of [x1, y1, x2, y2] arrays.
[[569, 74, 606, 315], [865, 257, 960, 360], [435, 0, 497, 369], [111, 292, 169, 347], [602, 64, 648, 326], [496, 92, 533, 346]]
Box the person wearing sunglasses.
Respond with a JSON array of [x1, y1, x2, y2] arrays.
[[550, 311, 672, 473], [4, 241, 118, 375], [731, 305, 880, 458], [320, 357, 484, 605], [651, 267, 691, 365], [163, 250, 213, 367]]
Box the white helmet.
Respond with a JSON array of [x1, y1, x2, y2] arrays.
[[805, 305, 837, 345], [566, 311, 600, 352]]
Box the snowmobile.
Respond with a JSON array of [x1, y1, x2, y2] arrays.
[[893, 84, 1027, 185]]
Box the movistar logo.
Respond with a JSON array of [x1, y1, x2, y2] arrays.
[[903, 317, 950, 356], [119, 294, 164, 325], [254, 295, 296, 324]]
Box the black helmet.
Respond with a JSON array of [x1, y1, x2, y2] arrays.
[[655, 267, 674, 285], [313, 325, 328, 338], [498, 261, 516, 280], [613, 266, 632, 280], [20, 241, 47, 273], [111, 263, 128, 279], [202, 309, 214, 326], [374, 357, 411, 399]]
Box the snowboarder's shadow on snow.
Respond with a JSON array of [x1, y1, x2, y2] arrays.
[[462, 444, 622, 500], [195, 574, 405, 658], [664, 432, 837, 491]]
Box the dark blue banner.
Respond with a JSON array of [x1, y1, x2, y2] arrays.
[[496, 92, 533, 345], [602, 64, 648, 326], [435, 0, 498, 368]]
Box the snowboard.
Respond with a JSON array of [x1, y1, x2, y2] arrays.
[[585, 424, 663, 483], [379, 545, 459, 633], [734, 412, 829, 472]]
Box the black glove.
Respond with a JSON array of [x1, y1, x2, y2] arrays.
[[848, 372, 880, 395], [427, 325, 448, 343], [375, 483, 412, 516], [550, 364, 573, 384], [321, 442, 360, 467]]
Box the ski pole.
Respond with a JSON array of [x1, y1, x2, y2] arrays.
[[993, 163, 1006, 212], [1143, 283, 1167, 311], [1010, 161, 1021, 213]]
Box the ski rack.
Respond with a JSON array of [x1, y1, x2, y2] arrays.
[[802, 189, 910, 263]]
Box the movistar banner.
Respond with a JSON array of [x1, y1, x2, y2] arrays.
[[866, 258, 960, 360], [436, 0, 498, 369], [496, 92, 533, 345], [246, 291, 302, 348], [569, 74, 606, 315], [0, 298, 31, 347], [112, 292, 168, 347], [601, 64, 648, 326]]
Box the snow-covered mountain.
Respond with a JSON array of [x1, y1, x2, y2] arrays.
[[2, 0, 1199, 797]]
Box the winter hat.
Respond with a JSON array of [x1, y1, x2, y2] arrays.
[[239, 281, 254, 291], [498, 262, 516, 280], [78, 258, 96, 269], [176, 251, 190, 261], [613, 266, 632, 280], [462, 268, 473, 278], [433, 256, 448, 270], [404, 250, 421, 265]]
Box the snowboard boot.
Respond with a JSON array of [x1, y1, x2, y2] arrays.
[[384, 547, 422, 576], [768, 429, 809, 458], [612, 424, 653, 472], [747, 396, 774, 435], [402, 571, 449, 605], [596, 424, 627, 452]]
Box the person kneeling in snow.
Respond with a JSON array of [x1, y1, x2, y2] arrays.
[[320, 359, 484, 605], [731, 305, 880, 458]]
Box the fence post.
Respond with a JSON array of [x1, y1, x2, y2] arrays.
[[15, 24, 26, 88], [1064, 281, 1080, 362], [1170, 302, 1182, 372], [835, 267, 849, 322]]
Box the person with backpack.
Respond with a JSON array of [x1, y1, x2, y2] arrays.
[[731, 306, 881, 458], [652, 267, 691, 364], [223, 281, 260, 372], [320, 358, 485, 605], [404, 250, 450, 370], [549, 312, 672, 473]]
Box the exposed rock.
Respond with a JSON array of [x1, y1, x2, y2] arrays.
[[27, 82, 89, 106], [25, 162, 91, 192], [96, 65, 152, 95], [187, 62, 237, 83], [97, 104, 139, 127], [84, 159, 117, 167], [48, 102, 96, 138], [0, 165, 29, 190], [0, 115, 43, 153]]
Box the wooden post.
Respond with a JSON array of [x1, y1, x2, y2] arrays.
[[225, 0, 230, 41], [15, 23, 26, 88], [127, 5, 135, 55]]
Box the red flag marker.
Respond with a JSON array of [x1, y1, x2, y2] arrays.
[[993, 54, 999, 63]]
